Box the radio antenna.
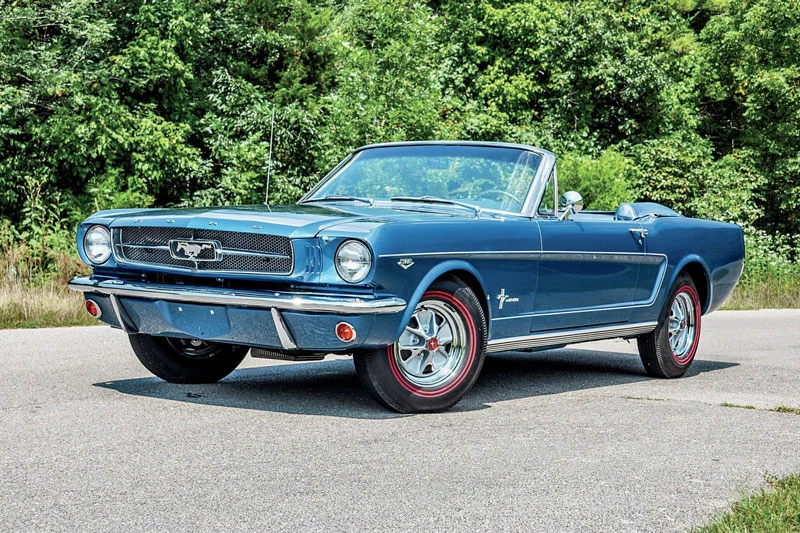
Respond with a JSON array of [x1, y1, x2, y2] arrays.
[[265, 106, 275, 205]]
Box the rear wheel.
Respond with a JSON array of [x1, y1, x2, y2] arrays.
[[637, 273, 702, 378], [354, 278, 487, 413], [128, 334, 248, 384]]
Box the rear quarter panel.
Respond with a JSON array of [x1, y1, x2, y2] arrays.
[[630, 217, 744, 324]]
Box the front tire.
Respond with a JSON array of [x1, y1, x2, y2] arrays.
[[354, 278, 487, 413], [637, 273, 702, 378], [128, 334, 248, 384]]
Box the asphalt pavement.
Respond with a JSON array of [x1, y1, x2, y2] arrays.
[[1, 310, 799, 532]]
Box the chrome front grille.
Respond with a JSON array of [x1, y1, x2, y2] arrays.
[[113, 227, 293, 275]]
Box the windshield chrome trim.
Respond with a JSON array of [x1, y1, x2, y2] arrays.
[[523, 151, 557, 218], [352, 140, 555, 158]]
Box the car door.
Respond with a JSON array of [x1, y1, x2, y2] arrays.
[[529, 177, 644, 331]]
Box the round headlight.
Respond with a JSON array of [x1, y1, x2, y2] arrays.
[[83, 225, 112, 265], [335, 240, 372, 283]]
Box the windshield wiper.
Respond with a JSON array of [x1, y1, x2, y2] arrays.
[[301, 195, 374, 206], [390, 196, 481, 216]]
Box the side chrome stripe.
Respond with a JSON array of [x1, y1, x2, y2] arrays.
[[486, 322, 658, 353], [379, 249, 666, 265], [538, 251, 664, 265], [379, 250, 542, 260]]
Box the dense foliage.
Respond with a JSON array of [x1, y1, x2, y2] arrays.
[[1, 0, 798, 287]]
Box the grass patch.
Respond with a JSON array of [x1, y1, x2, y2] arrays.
[[723, 280, 800, 310], [696, 473, 800, 532], [0, 281, 97, 329], [0, 234, 95, 329]]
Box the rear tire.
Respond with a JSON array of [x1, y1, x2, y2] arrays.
[[354, 278, 487, 413], [637, 273, 702, 378], [128, 334, 248, 384]]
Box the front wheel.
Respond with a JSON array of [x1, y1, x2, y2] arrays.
[[128, 334, 249, 384], [354, 278, 487, 413], [637, 273, 702, 378]]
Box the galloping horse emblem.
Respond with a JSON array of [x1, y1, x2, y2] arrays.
[[174, 241, 213, 259]]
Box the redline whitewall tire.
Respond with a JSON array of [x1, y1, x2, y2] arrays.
[[354, 278, 487, 413], [637, 272, 702, 378]]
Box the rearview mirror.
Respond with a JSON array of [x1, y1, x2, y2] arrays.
[[559, 191, 583, 221]]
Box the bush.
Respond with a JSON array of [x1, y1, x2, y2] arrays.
[[557, 149, 634, 211], [629, 132, 712, 217], [691, 150, 766, 227], [740, 228, 800, 288]]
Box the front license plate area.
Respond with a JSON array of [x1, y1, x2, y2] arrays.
[[155, 301, 231, 339]]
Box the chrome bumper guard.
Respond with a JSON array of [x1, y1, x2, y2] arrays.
[[68, 276, 407, 315]]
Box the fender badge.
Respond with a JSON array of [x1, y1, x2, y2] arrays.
[[398, 258, 415, 270], [497, 288, 519, 309]]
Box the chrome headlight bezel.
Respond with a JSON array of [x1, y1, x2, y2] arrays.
[[83, 225, 112, 265], [334, 240, 372, 284]]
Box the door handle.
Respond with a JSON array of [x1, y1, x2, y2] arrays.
[[629, 228, 648, 244]]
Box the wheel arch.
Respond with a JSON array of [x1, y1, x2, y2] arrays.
[[393, 261, 490, 340], [438, 269, 490, 332], [676, 260, 711, 314]]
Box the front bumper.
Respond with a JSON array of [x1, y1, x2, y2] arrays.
[[68, 276, 407, 351]]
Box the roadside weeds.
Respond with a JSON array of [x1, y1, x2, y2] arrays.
[[693, 472, 800, 532], [0, 281, 97, 329], [721, 402, 800, 416]]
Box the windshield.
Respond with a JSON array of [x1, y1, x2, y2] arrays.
[[304, 145, 543, 214]]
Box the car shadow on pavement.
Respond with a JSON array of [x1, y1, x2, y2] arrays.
[[94, 348, 738, 419], [460, 349, 737, 411]]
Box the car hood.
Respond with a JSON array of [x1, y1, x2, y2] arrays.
[[85, 203, 477, 239]]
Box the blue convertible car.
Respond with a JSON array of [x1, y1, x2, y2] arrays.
[[70, 141, 744, 412]]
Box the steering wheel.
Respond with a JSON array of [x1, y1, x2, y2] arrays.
[[477, 190, 523, 209]]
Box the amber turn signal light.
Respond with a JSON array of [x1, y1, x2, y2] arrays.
[[85, 299, 102, 318], [335, 322, 356, 342]]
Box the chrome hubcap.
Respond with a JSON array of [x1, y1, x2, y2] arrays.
[[394, 300, 468, 389], [668, 292, 696, 362]]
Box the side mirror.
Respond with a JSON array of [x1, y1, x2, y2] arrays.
[[559, 191, 583, 221]]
